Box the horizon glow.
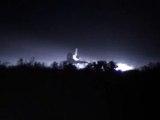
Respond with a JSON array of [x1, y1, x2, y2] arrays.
[[115, 63, 134, 71]]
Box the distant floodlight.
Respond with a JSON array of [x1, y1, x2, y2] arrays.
[[116, 63, 134, 71], [75, 63, 88, 69]]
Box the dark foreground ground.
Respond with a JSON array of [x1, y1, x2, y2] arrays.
[[0, 65, 159, 120]]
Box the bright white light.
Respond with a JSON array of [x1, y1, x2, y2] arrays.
[[73, 54, 79, 61], [115, 63, 134, 71], [75, 63, 88, 69]]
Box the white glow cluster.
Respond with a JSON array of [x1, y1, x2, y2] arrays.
[[75, 63, 88, 69], [115, 63, 134, 71]]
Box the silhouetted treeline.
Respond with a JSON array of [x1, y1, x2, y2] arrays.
[[0, 59, 159, 120]]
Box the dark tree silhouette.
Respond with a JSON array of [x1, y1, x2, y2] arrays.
[[85, 62, 97, 70], [51, 62, 59, 69], [85, 60, 117, 72], [17, 58, 24, 65], [63, 63, 77, 71], [0, 61, 8, 69], [0, 58, 159, 120]]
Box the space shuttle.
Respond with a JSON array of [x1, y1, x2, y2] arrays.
[[73, 48, 79, 61], [67, 48, 87, 64], [75, 48, 78, 57]]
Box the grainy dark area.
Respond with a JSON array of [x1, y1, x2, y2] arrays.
[[0, 0, 160, 119], [0, 61, 159, 120]]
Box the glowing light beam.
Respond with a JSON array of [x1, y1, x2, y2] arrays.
[[116, 63, 134, 71]]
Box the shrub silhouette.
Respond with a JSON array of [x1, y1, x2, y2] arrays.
[[16, 58, 45, 69], [51, 62, 59, 69], [84, 60, 117, 72], [0, 58, 159, 120]]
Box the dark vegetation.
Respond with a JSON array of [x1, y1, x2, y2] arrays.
[[0, 59, 159, 120]]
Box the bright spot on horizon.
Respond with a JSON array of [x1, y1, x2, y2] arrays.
[[116, 63, 134, 71], [75, 63, 88, 69]]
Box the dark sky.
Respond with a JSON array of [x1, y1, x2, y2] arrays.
[[0, 0, 160, 66]]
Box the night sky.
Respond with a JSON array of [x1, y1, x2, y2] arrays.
[[0, 0, 160, 66]]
